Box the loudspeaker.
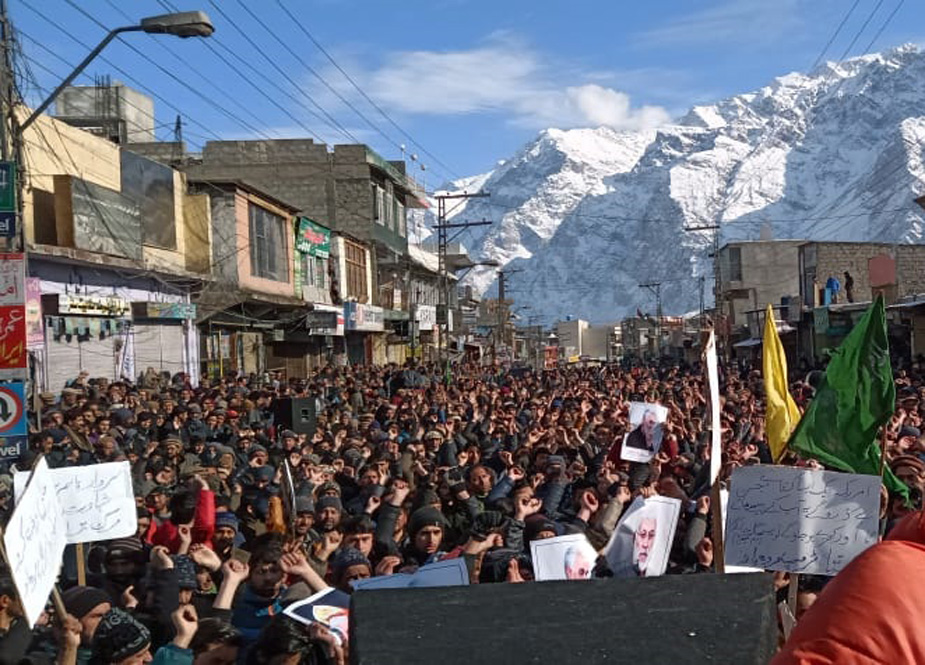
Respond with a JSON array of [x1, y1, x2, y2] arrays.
[[350, 573, 777, 665], [271, 397, 316, 434]]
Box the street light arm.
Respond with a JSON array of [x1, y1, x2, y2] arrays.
[[19, 25, 144, 134]]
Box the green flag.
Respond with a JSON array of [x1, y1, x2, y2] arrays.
[[788, 296, 908, 500]]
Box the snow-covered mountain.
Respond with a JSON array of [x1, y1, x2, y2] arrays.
[[437, 45, 925, 323]]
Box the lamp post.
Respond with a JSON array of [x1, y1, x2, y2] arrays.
[[18, 11, 213, 135], [9, 9, 212, 403]]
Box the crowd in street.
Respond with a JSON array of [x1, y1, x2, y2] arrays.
[[0, 357, 922, 664]]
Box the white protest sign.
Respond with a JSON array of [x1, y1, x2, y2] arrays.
[[724, 465, 880, 576], [603, 495, 681, 578], [719, 489, 762, 575], [531, 533, 597, 581], [3, 457, 67, 626], [705, 331, 722, 485], [620, 402, 668, 463], [15, 461, 137, 544], [351, 557, 469, 591]]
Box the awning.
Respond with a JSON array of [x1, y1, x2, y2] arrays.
[[733, 338, 762, 348]]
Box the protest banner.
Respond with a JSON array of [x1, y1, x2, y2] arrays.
[[2, 457, 67, 626], [14, 461, 137, 544], [603, 496, 681, 578], [351, 557, 469, 591], [620, 402, 668, 463], [530, 533, 597, 581], [284, 587, 350, 646], [724, 465, 880, 576], [718, 489, 762, 575]]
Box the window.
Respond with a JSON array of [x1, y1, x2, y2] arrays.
[[384, 190, 393, 230], [301, 254, 327, 289], [345, 240, 368, 301], [249, 203, 289, 282], [728, 246, 742, 282], [372, 184, 384, 225], [396, 200, 406, 237]]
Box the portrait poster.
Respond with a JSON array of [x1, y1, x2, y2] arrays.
[[284, 587, 351, 646], [620, 401, 669, 463], [530, 533, 598, 581], [603, 495, 681, 578]]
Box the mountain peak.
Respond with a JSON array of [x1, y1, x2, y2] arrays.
[[444, 46, 925, 322]]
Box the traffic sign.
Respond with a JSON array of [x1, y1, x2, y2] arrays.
[[0, 382, 26, 436]]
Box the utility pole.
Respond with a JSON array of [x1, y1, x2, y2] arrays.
[[639, 282, 662, 358], [699, 275, 705, 331], [0, 0, 11, 162], [494, 268, 521, 364], [433, 191, 490, 366], [685, 224, 722, 352]]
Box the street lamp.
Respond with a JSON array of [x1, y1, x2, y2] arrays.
[[19, 11, 214, 134]]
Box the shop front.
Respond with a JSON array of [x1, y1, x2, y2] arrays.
[[344, 302, 385, 365]]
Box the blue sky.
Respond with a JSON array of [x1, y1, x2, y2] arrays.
[[9, 0, 925, 186]]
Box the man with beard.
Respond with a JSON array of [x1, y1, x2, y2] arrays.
[[633, 517, 658, 576]]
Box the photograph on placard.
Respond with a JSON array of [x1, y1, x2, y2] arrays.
[[530, 533, 598, 581], [283, 587, 351, 646], [603, 496, 681, 578], [620, 402, 669, 463]]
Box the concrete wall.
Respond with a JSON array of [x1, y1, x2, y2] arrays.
[[234, 191, 296, 297], [56, 84, 155, 142], [187, 140, 409, 257], [23, 112, 122, 246], [556, 319, 589, 357], [720, 240, 803, 327], [144, 170, 189, 275], [810, 242, 925, 303], [183, 192, 212, 274], [209, 191, 239, 284], [583, 324, 616, 359]]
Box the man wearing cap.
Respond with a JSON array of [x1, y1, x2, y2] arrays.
[[212, 511, 240, 562], [404, 505, 449, 566], [293, 495, 319, 547], [91, 607, 152, 664], [60, 585, 112, 663], [315, 495, 343, 534]]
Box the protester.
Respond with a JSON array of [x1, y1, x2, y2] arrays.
[[1, 356, 922, 661]]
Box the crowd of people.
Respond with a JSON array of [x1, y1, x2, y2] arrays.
[[0, 357, 922, 664]]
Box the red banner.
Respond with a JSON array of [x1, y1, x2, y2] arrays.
[[0, 304, 26, 370]]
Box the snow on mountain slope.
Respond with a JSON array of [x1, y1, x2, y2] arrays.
[[446, 45, 925, 323]]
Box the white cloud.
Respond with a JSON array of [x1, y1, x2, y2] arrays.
[[357, 35, 669, 131], [637, 0, 802, 48]]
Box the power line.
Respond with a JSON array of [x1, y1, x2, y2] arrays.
[[15, 3, 238, 150], [100, 0, 276, 141], [861, 0, 906, 54], [811, 0, 862, 70], [58, 0, 272, 140], [275, 0, 462, 183], [204, 0, 360, 144], [154, 0, 328, 144], [233, 1, 400, 150], [838, 0, 886, 59]]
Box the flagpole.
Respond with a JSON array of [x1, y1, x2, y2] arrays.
[[878, 426, 888, 478]]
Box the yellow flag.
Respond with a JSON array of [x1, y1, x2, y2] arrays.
[[763, 304, 801, 461]]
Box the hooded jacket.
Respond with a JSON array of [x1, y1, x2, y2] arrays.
[[773, 510, 925, 664]]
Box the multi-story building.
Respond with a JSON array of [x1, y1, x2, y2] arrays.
[[182, 139, 427, 364], [21, 112, 211, 390]]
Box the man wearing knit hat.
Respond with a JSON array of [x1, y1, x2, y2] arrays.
[[329, 547, 372, 592], [315, 495, 343, 533], [91, 607, 152, 664], [405, 506, 449, 566], [61, 585, 112, 659], [212, 511, 240, 562]]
